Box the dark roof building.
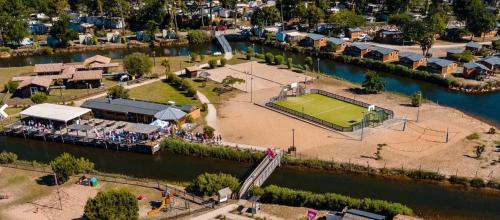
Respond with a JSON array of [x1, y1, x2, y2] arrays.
[[343, 209, 386, 220], [399, 52, 427, 69], [427, 58, 458, 74], [365, 46, 399, 62]]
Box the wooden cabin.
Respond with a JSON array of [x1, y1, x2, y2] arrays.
[[366, 47, 399, 63], [344, 42, 371, 58], [427, 58, 458, 75], [398, 52, 427, 69]]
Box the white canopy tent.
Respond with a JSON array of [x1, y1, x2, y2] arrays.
[[20, 103, 91, 123]]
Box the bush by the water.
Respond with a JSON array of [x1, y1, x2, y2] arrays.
[[187, 30, 211, 44], [255, 53, 265, 60], [50, 153, 94, 183], [84, 189, 139, 220], [253, 185, 414, 218], [187, 173, 240, 196], [160, 139, 264, 163], [0, 151, 17, 164]]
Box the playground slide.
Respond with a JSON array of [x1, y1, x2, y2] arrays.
[[147, 193, 175, 216]]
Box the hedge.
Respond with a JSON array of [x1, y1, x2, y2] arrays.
[[253, 185, 414, 218], [160, 138, 264, 163]]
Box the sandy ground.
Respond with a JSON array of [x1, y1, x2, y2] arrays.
[[208, 62, 500, 180]]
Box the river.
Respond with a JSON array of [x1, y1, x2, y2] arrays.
[[0, 136, 499, 219], [0, 42, 498, 126]]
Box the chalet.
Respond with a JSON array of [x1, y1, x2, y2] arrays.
[[347, 27, 363, 40], [463, 62, 491, 80], [13, 76, 52, 98], [185, 66, 201, 78], [374, 29, 403, 44], [478, 56, 500, 73], [82, 55, 119, 73], [304, 33, 327, 48], [446, 48, 465, 59], [427, 58, 458, 75], [399, 52, 427, 69], [66, 70, 103, 89], [465, 41, 482, 54], [325, 37, 349, 53], [365, 47, 399, 63], [34, 63, 64, 75], [344, 42, 371, 58]]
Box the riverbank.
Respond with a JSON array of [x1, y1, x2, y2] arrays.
[[248, 39, 500, 94]]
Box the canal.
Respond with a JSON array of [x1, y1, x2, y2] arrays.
[[0, 136, 499, 220], [0, 42, 498, 126]]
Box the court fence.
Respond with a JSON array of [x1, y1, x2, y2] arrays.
[[265, 89, 394, 132]]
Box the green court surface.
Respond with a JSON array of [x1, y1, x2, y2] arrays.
[[274, 93, 367, 127]]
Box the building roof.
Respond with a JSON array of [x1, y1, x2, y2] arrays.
[[447, 48, 464, 54], [345, 209, 386, 220], [371, 46, 396, 55], [89, 62, 119, 68], [69, 70, 103, 81], [17, 76, 53, 88], [21, 103, 91, 122], [327, 37, 347, 45], [428, 58, 456, 67], [465, 41, 482, 49], [34, 63, 64, 73], [400, 52, 425, 62], [154, 107, 186, 121], [81, 98, 171, 116], [463, 62, 490, 71], [350, 42, 370, 50], [307, 33, 325, 41], [124, 123, 159, 134], [480, 56, 500, 65], [348, 27, 362, 32], [186, 66, 201, 72], [83, 55, 111, 66]]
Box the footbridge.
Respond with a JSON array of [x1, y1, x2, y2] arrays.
[[214, 32, 232, 57], [238, 149, 283, 199]]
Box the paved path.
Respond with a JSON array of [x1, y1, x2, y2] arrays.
[[190, 204, 240, 220]]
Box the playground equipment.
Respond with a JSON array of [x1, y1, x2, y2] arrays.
[[147, 190, 176, 216]]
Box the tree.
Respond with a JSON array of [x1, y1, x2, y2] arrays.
[[492, 39, 500, 52], [251, 6, 281, 27], [329, 10, 365, 33], [466, 9, 496, 41], [307, 5, 325, 29], [292, 2, 308, 23], [4, 80, 18, 93], [31, 92, 47, 104], [84, 189, 139, 220], [246, 47, 254, 60], [221, 75, 245, 88], [123, 53, 153, 78], [161, 59, 171, 73], [362, 71, 386, 94], [187, 172, 240, 196], [410, 91, 423, 107], [0, 151, 17, 164], [305, 56, 313, 69], [203, 125, 215, 138], [144, 20, 159, 40], [287, 57, 292, 69], [107, 85, 129, 99], [220, 58, 227, 67], [274, 55, 285, 65], [265, 52, 275, 64], [388, 14, 412, 28], [208, 59, 217, 68], [1, 16, 28, 45], [49, 15, 77, 47], [385, 0, 412, 14], [50, 153, 94, 183]]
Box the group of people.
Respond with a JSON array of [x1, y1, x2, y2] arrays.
[[21, 120, 57, 133], [96, 129, 160, 144], [175, 130, 223, 144]]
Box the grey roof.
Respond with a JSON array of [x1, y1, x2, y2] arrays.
[[464, 62, 490, 71], [327, 37, 346, 45], [428, 58, 456, 67], [124, 123, 159, 134], [154, 107, 186, 121], [447, 48, 464, 54], [307, 33, 325, 41], [82, 98, 171, 116], [466, 41, 482, 49], [350, 42, 370, 50], [480, 56, 500, 65], [68, 124, 93, 131], [371, 46, 395, 55], [348, 27, 362, 32], [346, 209, 386, 220], [400, 52, 424, 62]]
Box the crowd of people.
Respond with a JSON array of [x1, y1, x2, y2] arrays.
[[175, 130, 223, 144]]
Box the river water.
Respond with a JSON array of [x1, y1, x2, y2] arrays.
[[1, 42, 498, 126], [0, 136, 499, 219]]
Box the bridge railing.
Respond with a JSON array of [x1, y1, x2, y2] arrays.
[[238, 150, 282, 199]]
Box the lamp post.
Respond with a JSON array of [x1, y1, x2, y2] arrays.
[[291, 128, 296, 156], [250, 76, 254, 103], [317, 57, 320, 73], [152, 51, 156, 67], [361, 112, 366, 141]]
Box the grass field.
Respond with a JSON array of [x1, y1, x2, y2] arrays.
[[128, 80, 200, 106], [274, 93, 367, 127]]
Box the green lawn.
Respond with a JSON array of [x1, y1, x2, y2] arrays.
[[128, 80, 199, 106], [274, 93, 367, 127]]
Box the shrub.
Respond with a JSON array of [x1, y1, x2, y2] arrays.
[[160, 139, 264, 163], [362, 71, 386, 94], [274, 55, 284, 65], [208, 59, 218, 69], [220, 58, 227, 67], [487, 127, 496, 134], [191, 52, 199, 62], [410, 91, 423, 107], [287, 57, 292, 69], [466, 133, 480, 140], [203, 125, 215, 138], [201, 103, 208, 112], [187, 30, 211, 44], [123, 52, 153, 78], [187, 173, 240, 196], [246, 47, 254, 60], [185, 115, 194, 123], [0, 46, 11, 53], [50, 153, 94, 183], [253, 185, 414, 218], [84, 189, 139, 220], [255, 53, 265, 59], [449, 175, 469, 186], [31, 92, 48, 104], [449, 50, 475, 63], [186, 86, 197, 97], [470, 178, 485, 188], [107, 85, 129, 99], [40, 47, 53, 55], [265, 53, 274, 64], [0, 151, 17, 164], [406, 170, 445, 181], [305, 56, 313, 68], [4, 80, 19, 93]]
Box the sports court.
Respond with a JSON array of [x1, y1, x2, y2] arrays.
[[274, 93, 367, 127]]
